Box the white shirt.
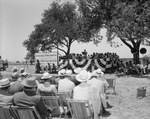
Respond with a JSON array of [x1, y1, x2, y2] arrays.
[[73, 83, 90, 101], [37, 82, 57, 93], [58, 77, 75, 96], [87, 78, 104, 95], [87, 77, 107, 108]]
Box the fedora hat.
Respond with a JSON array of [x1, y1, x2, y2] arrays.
[[95, 69, 104, 75], [74, 68, 83, 74], [58, 69, 66, 76], [21, 76, 37, 88], [12, 66, 18, 72], [64, 69, 72, 76], [21, 72, 30, 77], [0, 78, 11, 88], [76, 69, 91, 82], [41, 72, 52, 79], [20, 67, 26, 73]]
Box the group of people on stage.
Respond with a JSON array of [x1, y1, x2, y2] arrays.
[[0, 66, 109, 119]]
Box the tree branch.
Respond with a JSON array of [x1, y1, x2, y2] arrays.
[[119, 37, 133, 49], [53, 45, 67, 54]]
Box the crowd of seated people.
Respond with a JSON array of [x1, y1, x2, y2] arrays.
[[0, 66, 110, 119], [116, 60, 150, 75]]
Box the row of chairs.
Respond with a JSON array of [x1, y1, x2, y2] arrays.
[[0, 95, 93, 119], [0, 78, 116, 119]]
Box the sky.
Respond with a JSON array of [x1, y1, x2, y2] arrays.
[[0, 0, 150, 61]]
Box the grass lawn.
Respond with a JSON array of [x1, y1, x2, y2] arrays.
[[1, 64, 150, 119]]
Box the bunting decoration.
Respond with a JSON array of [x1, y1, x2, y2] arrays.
[[82, 59, 92, 69], [59, 57, 117, 72], [94, 58, 106, 71], [106, 57, 112, 69], [58, 60, 68, 70]]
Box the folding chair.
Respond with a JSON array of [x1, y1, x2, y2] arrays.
[[0, 104, 14, 119], [10, 106, 42, 119], [66, 99, 94, 119], [106, 78, 116, 94], [56, 92, 71, 106], [42, 96, 69, 119]]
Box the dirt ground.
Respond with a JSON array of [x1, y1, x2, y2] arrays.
[[1, 64, 150, 119]]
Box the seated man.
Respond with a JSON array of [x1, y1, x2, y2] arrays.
[[0, 78, 12, 96], [8, 71, 29, 95], [73, 69, 91, 101], [37, 72, 57, 96], [58, 69, 75, 98], [0, 76, 49, 119], [11, 66, 19, 81]]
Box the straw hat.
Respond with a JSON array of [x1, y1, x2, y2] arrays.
[[20, 67, 26, 74], [41, 72, 52, 79], [58, 69, 66, 76], [76, 69, 91, 82], [21, 72, 30, 77], [21, 76, 37, 88], [0, 78, 11, 88], [12, 66, 18, 72], [95, 69, 104, 75], [74, 68, 83, 74], [64, 69, 72, 76]]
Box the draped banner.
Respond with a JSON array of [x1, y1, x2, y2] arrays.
[[106, 58, 112, 69], [94, 59, 106, 71], [59, 58, 115, 72], [58, 60, 68, 70]]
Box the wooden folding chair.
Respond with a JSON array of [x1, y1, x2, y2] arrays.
[[66, 99, 94, 119], [106, 78, 116, 94], [10, 106, 42, 119], [56, 92, 71, 106], [42, 96, 69, 119], [0, 104, 14, 119]]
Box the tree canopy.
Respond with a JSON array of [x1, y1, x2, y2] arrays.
[[23, 1, 83, 58], [77, 0, 150, 63]]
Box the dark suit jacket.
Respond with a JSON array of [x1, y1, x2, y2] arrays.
[[13, 89, 48, 119]]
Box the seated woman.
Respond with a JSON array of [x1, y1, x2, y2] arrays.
[[37, 72, 57, 96]]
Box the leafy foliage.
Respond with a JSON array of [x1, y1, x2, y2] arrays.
[[77, 0, 150, 63], [23, 1, 84, 58]]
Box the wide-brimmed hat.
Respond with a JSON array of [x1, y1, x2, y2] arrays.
[[21, 76, 37, 88], [20, 67, 26, 73], [91, 69, 104, 77], [95, 69, 104, 75], [76, 69, 91, 82], [74, 68, 83, 74], [0, 78, 11, 88], [41, 72, 52, 79], [20, 72, 30, 77], [58, 69, 66, 76], [64, 70, 72, 76], [12, 66, 18, 72]]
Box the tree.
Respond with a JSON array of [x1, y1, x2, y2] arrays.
[[23, 1, 84, 58], [77, 0, 150, 64]]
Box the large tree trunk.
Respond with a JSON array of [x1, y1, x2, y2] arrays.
[[133, 50, 140, 64], [132, 42, 140, 64]]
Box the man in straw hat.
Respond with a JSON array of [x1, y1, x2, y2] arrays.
[[73, 69, 91, 101], [0, 78, 12, 96], [58, 69, 75, 97], [0, 76, 49, 119], [37, 72, 57, 96]]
